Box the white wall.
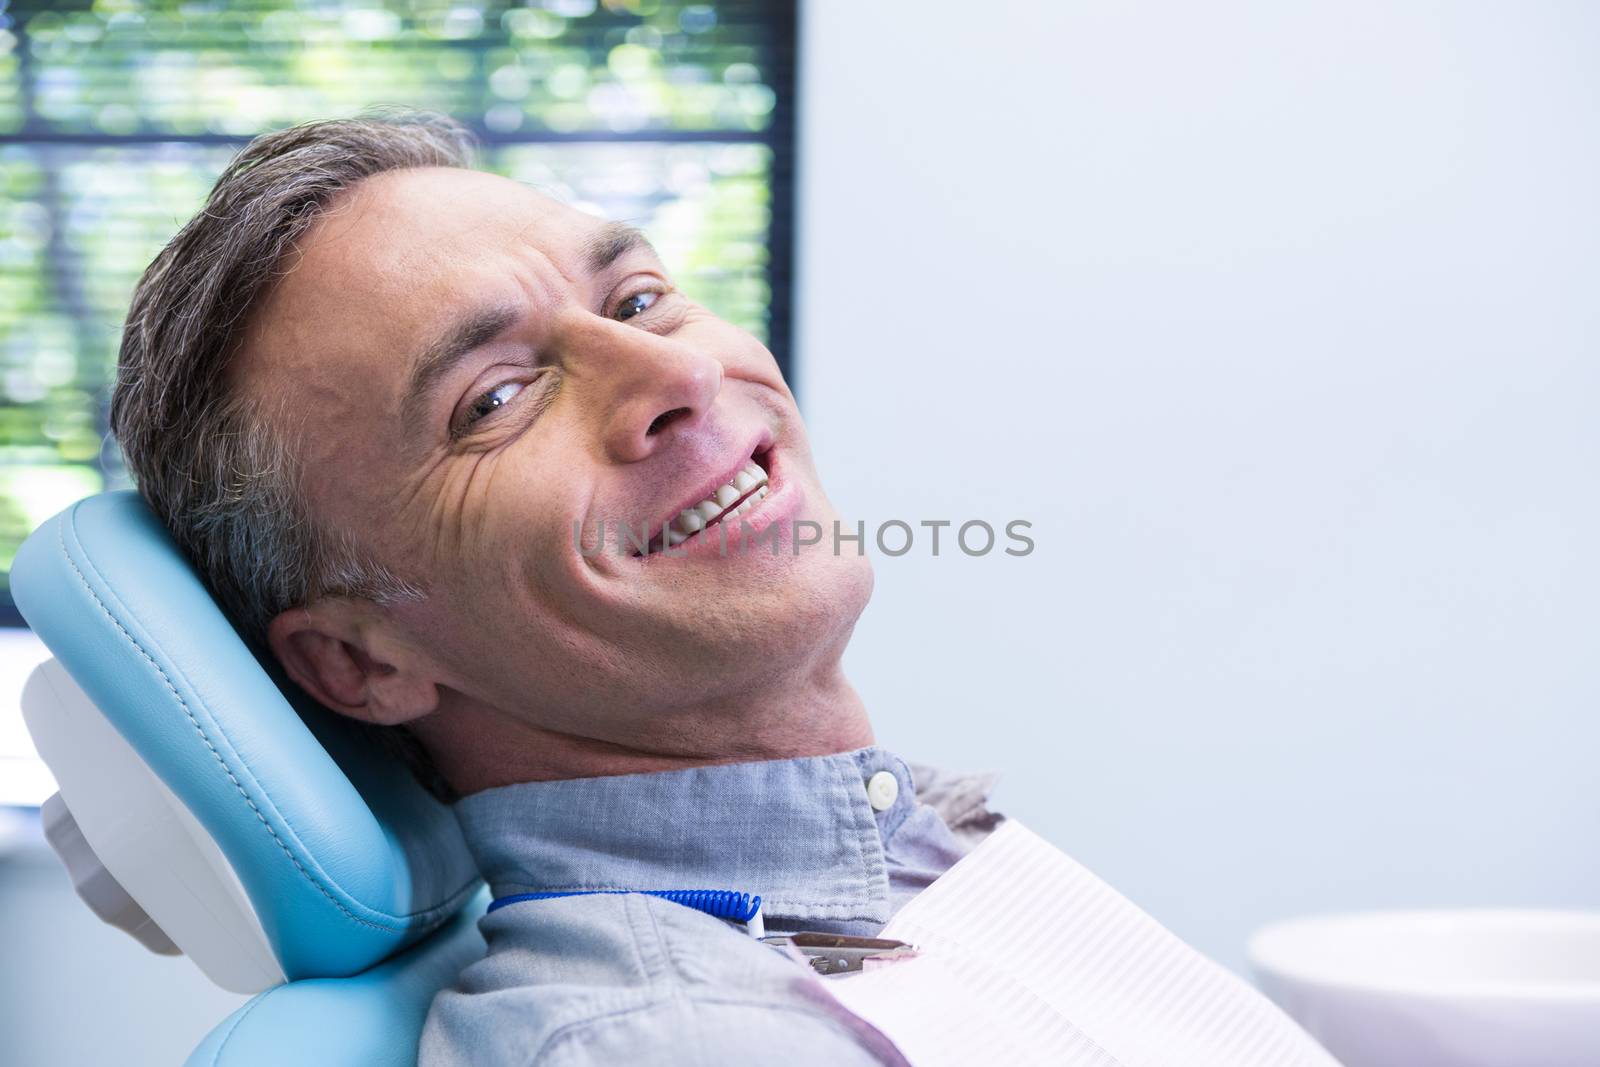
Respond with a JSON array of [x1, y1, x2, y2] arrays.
[[798, 0, 1600, 971]]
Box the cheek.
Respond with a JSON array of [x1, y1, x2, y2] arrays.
[[681, 307, 783, 378], [415, 492, 583, 675], [457, 457, 592, 601]]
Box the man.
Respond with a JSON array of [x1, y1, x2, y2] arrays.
[[111, 111, 1002, 1063]]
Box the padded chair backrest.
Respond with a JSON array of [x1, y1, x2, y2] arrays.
[[12, 491, 481, 982]]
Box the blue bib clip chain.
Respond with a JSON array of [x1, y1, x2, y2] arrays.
[[489, 888, 765, 938]]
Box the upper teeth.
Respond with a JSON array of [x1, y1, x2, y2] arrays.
[[659, 461, 770, 548]]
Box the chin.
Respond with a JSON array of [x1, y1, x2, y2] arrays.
[[749, 542, 874, 665], [644, 540, 874, 695]]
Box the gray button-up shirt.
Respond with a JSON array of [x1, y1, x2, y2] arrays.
[[419, 745, 1004, 1065]]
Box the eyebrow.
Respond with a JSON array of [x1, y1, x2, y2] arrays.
[[583, 220, 658, 275], [400, 221, 659, 432]]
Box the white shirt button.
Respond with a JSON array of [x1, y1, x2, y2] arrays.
[[866, 770, 900, 812]]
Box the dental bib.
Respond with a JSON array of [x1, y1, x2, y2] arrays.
[[809, 820, 1339, 1067]]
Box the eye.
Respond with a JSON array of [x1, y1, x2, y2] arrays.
[[615, 289, 661, 322], [460, 380, 525, 429]]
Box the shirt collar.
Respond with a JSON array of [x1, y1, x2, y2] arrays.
[[452, 745, 920, 927]]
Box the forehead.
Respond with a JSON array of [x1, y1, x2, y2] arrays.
[[294, 166, 593, 298]]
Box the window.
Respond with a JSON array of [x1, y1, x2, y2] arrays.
[[0, 0, 798, 623]]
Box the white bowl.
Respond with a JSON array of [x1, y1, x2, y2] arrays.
[[1248, 910, 1600, 1067]]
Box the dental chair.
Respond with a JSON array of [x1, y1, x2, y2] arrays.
[[12, 491, 488, 1065]]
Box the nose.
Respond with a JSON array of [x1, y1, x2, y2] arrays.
[[564, 311, 724, 463]]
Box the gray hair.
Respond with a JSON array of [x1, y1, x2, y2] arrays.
[[111, 109, 476, 644], [111, 110, 478, 801]]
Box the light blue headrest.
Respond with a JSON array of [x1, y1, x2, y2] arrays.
[[12, 491, 482, 980]]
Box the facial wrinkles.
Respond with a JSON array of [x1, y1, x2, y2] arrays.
[[390, 243, 560, 569], [382, 446, 566, 711], [393, 446, 477, 585]]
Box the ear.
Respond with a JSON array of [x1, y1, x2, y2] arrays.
[[266, 600, 440, 726]]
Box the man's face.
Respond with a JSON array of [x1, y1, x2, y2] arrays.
[[240, 166, 872, 739]]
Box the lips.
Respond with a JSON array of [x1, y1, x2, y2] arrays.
[[632, 448, 773, 557]]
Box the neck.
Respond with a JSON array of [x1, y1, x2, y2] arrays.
[[412, 657, 874, 797]]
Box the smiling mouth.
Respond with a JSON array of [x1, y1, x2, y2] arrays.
[[634, 450, 772, 557]]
